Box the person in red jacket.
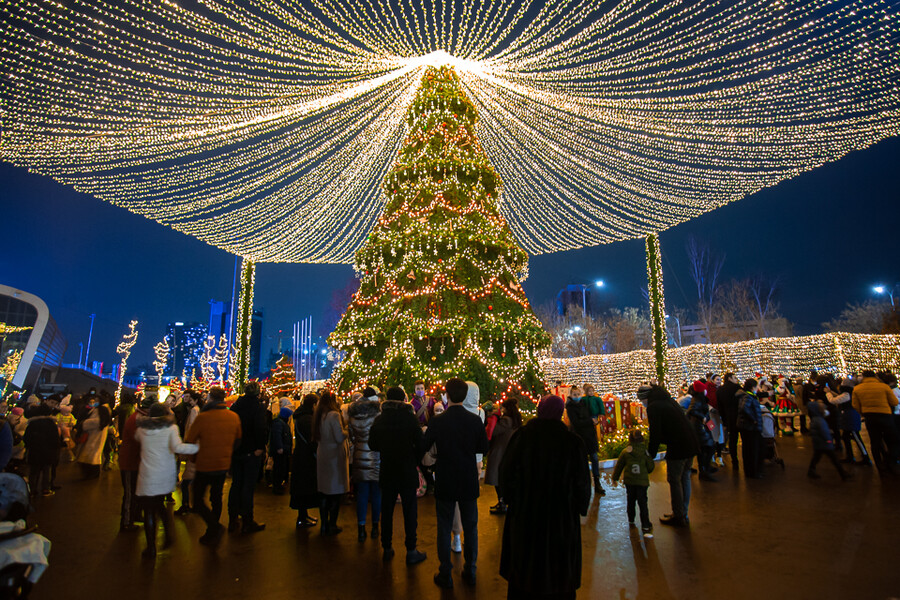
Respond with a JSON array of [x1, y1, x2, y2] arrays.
[[118, 395, 154, 531]]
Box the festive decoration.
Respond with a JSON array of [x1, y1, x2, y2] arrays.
[[115, 320, 139, 403], [267, 355, 298, 397], [234, 258, 255, 392], [645, 233, 668, 385], [3, 1, 898, 263], [0, 350, 24, 393], [152, 338, 170, 384], [329, 67, 550, 397], [543, 333, 900, 399], [215, 335, 229, 383], [200, 336, 217, 381]]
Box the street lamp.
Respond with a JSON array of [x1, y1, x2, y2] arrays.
[[575, 280, 606, 318], [665, 313, 682, 347], [873, 284, 898, 308]]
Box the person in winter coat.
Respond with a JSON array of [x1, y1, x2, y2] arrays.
[[348, 387, 382, 542], [134, 403, 199, 558], [565, 386, 604, 496], [852, 370, 900, 473], [23, 404, 61, 497], [174, 392, 202, 516], [228, 382, 268, 534], [368, 386, 427, 565], [736, 379, 763, 479], [483, 402, 499, 441], [76, 395, 111, 479], [645, 385, 699, 527], [717, 373, 741, 469], [184, 386, 243, 546], [826, 379, 870, 465], [0, 417, 13, 472], [118, 396, 154, 530], [422, 378, 489, 590], [269, 406, 293, 495], [313, 390, 349, 536], [806, 400, 851, 481], [499, 395, 591, 600], [612, 429, 655, 539], [686, 381, 717, 482], [290, 394, 319, 528], [583, 384, 606, 425], [485, 397, 522, 514]]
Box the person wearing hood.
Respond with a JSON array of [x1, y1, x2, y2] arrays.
[[485, 397, 522, 515], [565, 385, 604, 496], [23, 404, 62, 497], [422, 378, 489, 590], [184, 386, 243, 546], [369, 386, 427, 565], [269, 405, 293, 495], [119, 395, 155, 531], [645, 385, 699, 527], [499, 394, 591, 600], [227, 381, 268, 535], [806, 399, 851, 481], [134, 403, 199, 558], [290, 393, 319, 529], [75, 391, 111, 479], [348, 386, 383, 542], [686, 381, 718, 482], [736, 379, 764, 479], [612, 428, 655, 539]]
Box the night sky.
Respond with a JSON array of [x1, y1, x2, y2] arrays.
[[1, 135, 898, 370]]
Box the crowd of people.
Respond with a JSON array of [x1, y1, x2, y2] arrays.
[[0, 366, 897, 598]]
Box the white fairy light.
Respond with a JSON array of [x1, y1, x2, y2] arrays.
[[2, 0, 898, 263]]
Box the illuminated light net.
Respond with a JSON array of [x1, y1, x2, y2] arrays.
[[2, 0, 899, 263]]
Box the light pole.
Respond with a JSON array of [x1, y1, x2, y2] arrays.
[[665, 313, 682, 347], [84, 313, 96, 370], [575, 280, 605, 318], [873, 284, 898, 308]]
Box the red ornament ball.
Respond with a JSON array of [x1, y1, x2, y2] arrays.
[[501, 352, 506, 358], [488, 305, 493, 311]]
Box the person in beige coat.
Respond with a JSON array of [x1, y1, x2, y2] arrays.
[[313, 391, 349, 536]]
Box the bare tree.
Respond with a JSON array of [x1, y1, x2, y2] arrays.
[[746, 274, 781, 336], [823, 301, 892, 334], [686, 236, 725, 341]]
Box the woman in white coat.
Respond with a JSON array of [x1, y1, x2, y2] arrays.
[[134, 403, 199, 558], [76, 398, 112, 479], [313, 391, 349, 536]]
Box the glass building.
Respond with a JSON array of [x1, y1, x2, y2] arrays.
[[0, 284, 67, 392]]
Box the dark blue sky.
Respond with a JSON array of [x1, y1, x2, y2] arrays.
[[2, 135, 898, 369]]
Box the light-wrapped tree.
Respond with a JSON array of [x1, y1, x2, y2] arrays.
[[329, 66, 550, 397]]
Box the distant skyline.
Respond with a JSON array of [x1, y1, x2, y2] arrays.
[[2, 135, 897, 372]]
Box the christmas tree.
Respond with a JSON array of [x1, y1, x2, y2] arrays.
[[268, 354, 297, 396], [329, 66, 550, 397]]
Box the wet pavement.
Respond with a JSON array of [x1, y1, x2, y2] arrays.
[[24, 434, 899, 600]]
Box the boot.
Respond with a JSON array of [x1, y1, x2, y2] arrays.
[[161, 508, 175, 549], [319, 499, 331, 535], [329, 499, 343, 535], [358, 524, 367, 542], [371, 522, 379, 540], [594, 477, 606, 496], [142, 511, 157, 559]]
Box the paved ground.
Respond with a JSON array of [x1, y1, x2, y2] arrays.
[[23, 434, 899, 600]]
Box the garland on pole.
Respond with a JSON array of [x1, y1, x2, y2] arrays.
[[152, 337, 169, 385], [645, 233, 668, 386], [115, 320, 139, 404], [234, 258, 255, 393]]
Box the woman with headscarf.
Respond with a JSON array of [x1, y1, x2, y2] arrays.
[[313, 391, 349, 536], [499, 395, 592, 600], [76, 392, 112, 479]]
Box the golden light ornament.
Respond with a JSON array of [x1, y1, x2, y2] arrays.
[[115, 320, 139, 404]]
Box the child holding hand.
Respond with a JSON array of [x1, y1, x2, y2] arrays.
[[612, 429, 655, 539]]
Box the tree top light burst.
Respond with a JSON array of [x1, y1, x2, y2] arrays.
[[3, 0, 899, 263]]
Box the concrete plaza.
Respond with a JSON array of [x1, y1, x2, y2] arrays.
[[25, 434, 898, 600]]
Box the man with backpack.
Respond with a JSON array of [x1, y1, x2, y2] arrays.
[[736, 379, 763, 479]]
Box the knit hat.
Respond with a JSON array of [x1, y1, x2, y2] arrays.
[[385, 387, 406, 401], [10, 407, 24, 417], [279, 397, 292, 409], [279, 406, 293, 420], [537, 395, 565, 420], [362, 386, 380, 401], [692, 380, 707, 395]]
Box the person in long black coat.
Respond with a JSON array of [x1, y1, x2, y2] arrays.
[[290, 394, 319, 528], [499, 395, 591, 600], [368, 386, 427, 564], [23, 404, 61, 496]]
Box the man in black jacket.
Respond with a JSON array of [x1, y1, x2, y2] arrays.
[[422, 378, 489, 589], [369, 386, 427, 565], [717, 373, 742, 470], [565, 386, 604, 496], [228, 382, 268, 534], [646, 385, 699, 527]]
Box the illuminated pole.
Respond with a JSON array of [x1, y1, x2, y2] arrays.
[[84, 313, 96, 370], [153, 338, 170, 386], [645, 233, 668, 387], [234, 258, 255, 392], [115, 320, 139, 404]]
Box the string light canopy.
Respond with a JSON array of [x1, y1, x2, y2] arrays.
[[3, 0, 899, 263]]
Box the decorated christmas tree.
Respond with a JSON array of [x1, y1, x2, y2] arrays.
[[268, 354, 297, 396], [329, 66, 550, 397]]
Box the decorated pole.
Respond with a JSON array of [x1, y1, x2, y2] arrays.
[[234, 258, 255, 393], [645, 233, 668, 387], [115, 320, 139, 404], [152, 338, 169, 387]]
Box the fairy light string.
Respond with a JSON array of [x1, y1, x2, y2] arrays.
[[2, 0, 897, 263]]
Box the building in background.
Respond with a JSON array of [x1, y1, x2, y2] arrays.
[[164, 321, 207, 376], [208, 299, 232, 346], [250, 309, 263, 377], [556, 284, 595, 318], [0, 284, 67, 392]]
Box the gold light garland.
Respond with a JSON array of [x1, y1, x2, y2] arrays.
[[115, 320, 139, 403], [542, 333, 900, 398], [152, 337, 169, 385], [2, 0, 898, 263]]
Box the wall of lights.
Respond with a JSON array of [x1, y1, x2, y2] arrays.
[[3, 0, 898, 263], [234, 259, 255, 393], [542, 333, 900, 399]]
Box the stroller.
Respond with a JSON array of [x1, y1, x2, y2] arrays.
[[0, 473, 51, 599], [761, 408, 785, 469]]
